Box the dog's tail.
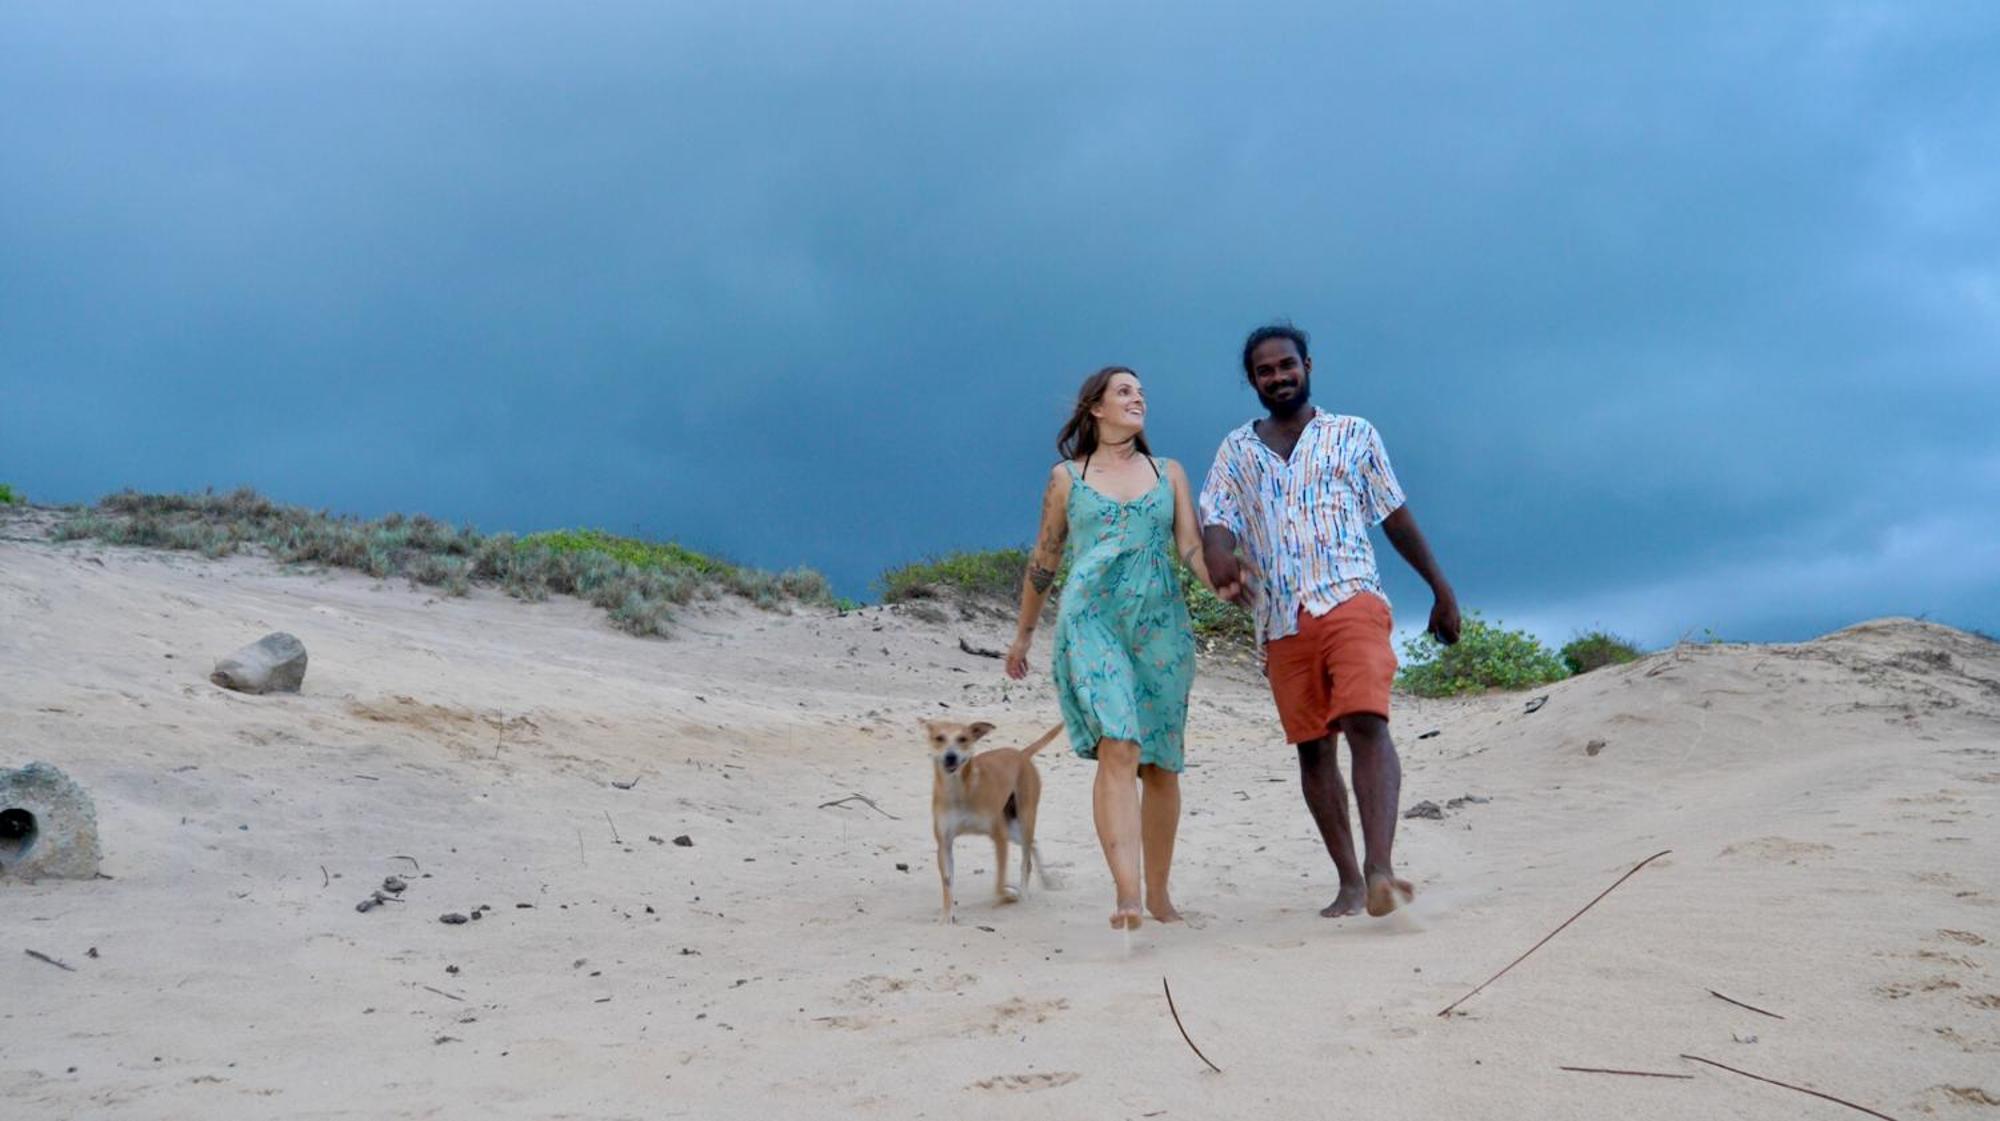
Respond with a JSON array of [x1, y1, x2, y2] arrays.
[[1019, 722, 1066, 759]]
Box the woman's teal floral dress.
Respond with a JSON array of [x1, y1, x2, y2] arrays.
[[1052, 458, 1196, 772]]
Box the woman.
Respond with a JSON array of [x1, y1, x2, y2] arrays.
[[1006, 366, 1213, 930]]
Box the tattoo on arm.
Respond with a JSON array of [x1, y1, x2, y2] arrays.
[[1029, 564, 1056, 592]]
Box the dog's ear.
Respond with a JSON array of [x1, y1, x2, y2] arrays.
[[969, 721, 996, 741]]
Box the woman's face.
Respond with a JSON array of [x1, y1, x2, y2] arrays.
[[1091, 371, 1146, 433]]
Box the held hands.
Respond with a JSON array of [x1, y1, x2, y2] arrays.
[[1207, 551, 1245, 604], [1005, 633, 1032, 680]]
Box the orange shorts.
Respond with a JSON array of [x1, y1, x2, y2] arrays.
[[1265, 593, 1397, 743]]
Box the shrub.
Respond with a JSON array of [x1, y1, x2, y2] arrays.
[[53, 491, 830, 635], [1397, 610, 1569, 697], [879, 548, 1036, 603], [0, 483, 21, 505], [1559, 630, 1644, 675]]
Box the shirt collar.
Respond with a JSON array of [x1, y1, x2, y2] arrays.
[[1233, 407, 1325, 454]]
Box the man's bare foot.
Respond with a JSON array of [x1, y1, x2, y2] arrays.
[[1146, 894, 1183, 923], [1320, 882, 1367, 917], [1365, 871, 1414, 917], [1110, 902, 1143, 930]]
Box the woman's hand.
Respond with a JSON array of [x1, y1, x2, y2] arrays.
[[1005, 633, 1032, 679]]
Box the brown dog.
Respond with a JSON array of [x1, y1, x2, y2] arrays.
[[926, 720, 1064, 924]]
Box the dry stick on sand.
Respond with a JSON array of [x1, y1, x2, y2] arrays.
[[817, 793, 901, 821], [320, 864, 330, 889], [1162, 977, 1222, 1074], [958, 637, 1004, 659], [1680, 1054, 1904, 1121], [604, 811, 622, 845], [25, 949, 77, 972], [1558, 1065, 1694, 1080], [1437, 850, 1672, 1017], [1707, 989, 1786, 1019]]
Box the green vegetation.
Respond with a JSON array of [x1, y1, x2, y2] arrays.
[[1183, 573, 1255, 646], [1397, 610, 1570, 697], [0, 483, 21, 505], [879, 548, 1035, 603], [51, 488, 831, 637], [1559, 630, 1644, 675], [878, 546, 1255, 648]]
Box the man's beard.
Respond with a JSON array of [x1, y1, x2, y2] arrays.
[[1256, 374, 1311, 417]]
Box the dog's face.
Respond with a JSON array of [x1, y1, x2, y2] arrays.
[[924, 720, 995, 777]]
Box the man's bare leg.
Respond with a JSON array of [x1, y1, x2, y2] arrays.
[[1297, 735, 1366, 916], [1340, 713, 1413, 915], [1138, 763, 1183, 922]]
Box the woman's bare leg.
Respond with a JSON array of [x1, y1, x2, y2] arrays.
[[1139, 763, 1182, 921], [1093, 739, 1143, 929]]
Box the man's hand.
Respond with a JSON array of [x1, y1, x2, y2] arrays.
[[1202, 526, 1244, 603], [1208, 555, 1244, 604], [1005, 634, 1032, 680], [1427, 590, 1461, 645]]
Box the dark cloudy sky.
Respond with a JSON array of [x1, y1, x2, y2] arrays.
[[4, 3, 1995, 646]]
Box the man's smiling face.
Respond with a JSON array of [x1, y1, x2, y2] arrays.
[[1248, 337, 1312, 417]]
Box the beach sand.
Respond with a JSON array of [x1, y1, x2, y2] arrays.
[[4, 511, 1997, 1119]]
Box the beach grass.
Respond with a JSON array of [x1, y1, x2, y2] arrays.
[[1559, 630, 1645, 675], [51, 488, 831, 636]]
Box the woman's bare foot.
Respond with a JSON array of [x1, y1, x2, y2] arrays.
[[1365, 870, 1415, 917], [1110, 902, 1143, 930], [1145, 893, 1183, 923], [1320, 882, 1367, 917]]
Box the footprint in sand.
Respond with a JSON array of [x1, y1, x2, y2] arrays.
[[1914, 949, 1984, 969], [1717, 836, 1835, 863], [810, 1013, 880, 1031], [1876, 977, 1962, 1000], [1940, 930, 1988, 946], [1918, 1085, 2000, 1109], [969, 1072, 1080, 1092], [842, 969, 978, 1006], [1933, 1026, 2000, 1054], [959, 997, 1069, 1037]]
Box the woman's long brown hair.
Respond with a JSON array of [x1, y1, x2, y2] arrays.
[[1056, 366, 1152, 461]]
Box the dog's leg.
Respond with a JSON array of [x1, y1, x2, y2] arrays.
[[991, 828, 1016, 902], [940, 828, 956, 924], [1017, 766, 1044, 893]]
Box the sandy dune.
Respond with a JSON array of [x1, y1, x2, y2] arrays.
[[3, 513, 1997, 1120]]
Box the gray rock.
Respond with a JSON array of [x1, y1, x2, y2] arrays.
[[211, 632, 308, 695], [1402, 800, 1444, 820], [0, 762, 103, 881]]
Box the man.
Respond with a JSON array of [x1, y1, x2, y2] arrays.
[[1201, 322, 1460, 918]]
